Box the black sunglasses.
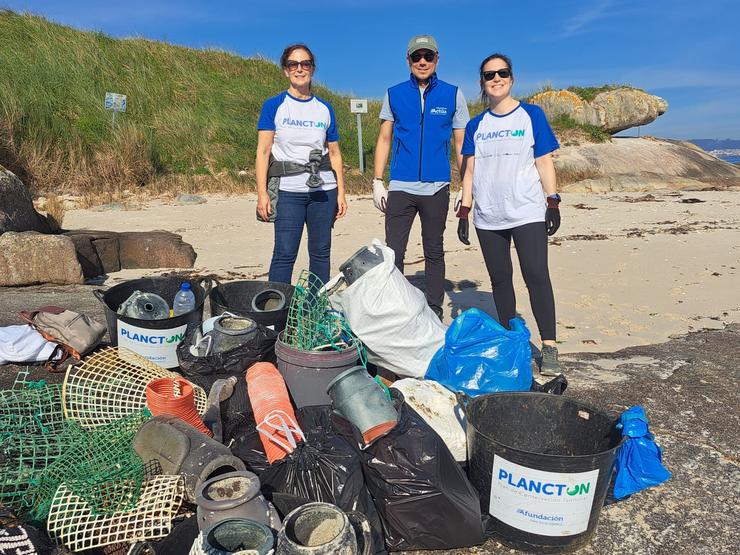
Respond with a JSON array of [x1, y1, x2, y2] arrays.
[[481, 69, 512, 81], [410, 51, 436, 63], [285, 59, 314, 71]]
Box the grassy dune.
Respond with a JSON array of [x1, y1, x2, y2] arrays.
[[0, 10, 381, 200]]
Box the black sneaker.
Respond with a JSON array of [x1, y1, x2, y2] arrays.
[[540, 345, 562, 376]]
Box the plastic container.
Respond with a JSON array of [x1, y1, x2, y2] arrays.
[[461, 392, 622, 552], [327, 366, 397, 445], [117, 291, 169, 320], [173, 282, 196, 316], [275, 333, 360, 408], [196, 470, 280, 532], [94, 277, 211, 369], [210, 280, 294, 331]]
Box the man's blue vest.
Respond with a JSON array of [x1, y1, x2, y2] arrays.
[[387, 73, 458, 183]]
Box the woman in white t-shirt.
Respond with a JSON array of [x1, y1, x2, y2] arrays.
[[456, 53, 563, 376], [256, 44, 347, 285]]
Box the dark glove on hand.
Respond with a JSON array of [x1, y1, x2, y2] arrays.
[[546, 207, 560, 236], [457, 205, 471, 245], [546, 196, 561, 236]]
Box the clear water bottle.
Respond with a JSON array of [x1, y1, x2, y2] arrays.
[[173, 282, 196, 316]]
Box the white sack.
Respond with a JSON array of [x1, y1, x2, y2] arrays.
[[0, 324, 57, 364], [329, 240, 446, 378], [391, 378, 467, 462]]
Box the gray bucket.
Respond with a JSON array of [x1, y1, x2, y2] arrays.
[[202, 518, 274, 555], [275, 333, 360, 408]]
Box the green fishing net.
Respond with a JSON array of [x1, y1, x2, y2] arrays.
[[27, 409, 150, 521], [284, 270, 365, 363], [0, 375, 70, 513]]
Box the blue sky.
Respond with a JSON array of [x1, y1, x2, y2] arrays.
[[4, 0, 738, 139]]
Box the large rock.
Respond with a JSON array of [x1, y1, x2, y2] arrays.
[[554, 137, 740, 192], [0, 232, 83, 286], [530, 88, 668, 134], [118, 231, 196, 269], [63, 230, 195, 277], [0, 165, 50, 234]]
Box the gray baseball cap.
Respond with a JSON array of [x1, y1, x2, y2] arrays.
[[407, 35, 438, 56]]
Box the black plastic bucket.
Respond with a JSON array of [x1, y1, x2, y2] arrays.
[[210, 280, 294, 332], [94, 277, 212, 369], [462, 392, 622, 553]]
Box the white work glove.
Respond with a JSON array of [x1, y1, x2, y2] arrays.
[[453, 188, 473, 216], [372, 178, 388, 213]]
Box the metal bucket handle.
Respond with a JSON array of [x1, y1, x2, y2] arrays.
[[93, 289, 106, 304], [455, 391, 471, 418], [198, 277, 214, 300]]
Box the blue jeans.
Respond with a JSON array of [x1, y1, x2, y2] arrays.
[[268, 188, 338, 285]]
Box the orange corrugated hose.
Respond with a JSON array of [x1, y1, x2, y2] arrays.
[[246, 362, 304, 464], [146, 377, 212, 437]]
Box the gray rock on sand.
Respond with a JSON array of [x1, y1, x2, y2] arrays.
[[176, 193, 207, 205], [555, 137, 740, 192], [0, 165, 51, 235], [530, 88, 668, 134], [0, 231, 84, 286]]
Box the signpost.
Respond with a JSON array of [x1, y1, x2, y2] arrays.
[[105, 92, 127, 126], [350, 99, 368, 174]]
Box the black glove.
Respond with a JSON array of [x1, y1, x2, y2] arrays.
[[457, 205, 471, 245], [546, 196, 561, 236]]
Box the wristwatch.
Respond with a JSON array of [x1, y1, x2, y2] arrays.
[[547, 193, 561, 204]]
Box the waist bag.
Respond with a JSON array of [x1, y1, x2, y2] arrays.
[[19, 306, 106, 372], [257, 150, 333, 223]]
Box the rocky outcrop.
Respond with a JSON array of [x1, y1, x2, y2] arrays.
[[63, 230, 197, 278], [554, 137, 740, 192], [0, 232, 84, 286], [0, 165, 51, 234], [530, 88, 668, 134]]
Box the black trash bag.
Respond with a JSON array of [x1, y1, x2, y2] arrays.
[[222, 411, 270, 475], [177, 321, 277, 378], [334, 390, 485, 552], [259, 406, 386, 554], [531, 374, 568, 395], [177, 321, 277, 420]]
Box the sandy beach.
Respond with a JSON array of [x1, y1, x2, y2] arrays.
[[63, 190, 740, 354]]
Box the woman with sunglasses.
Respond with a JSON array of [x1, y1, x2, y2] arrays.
[[457, 53, 563, 376], [256, 44, 347, 286]]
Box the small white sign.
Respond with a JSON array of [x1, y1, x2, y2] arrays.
[[117, 320, 187, 368], [105, 92, 127, 112], [350, 98, 368, 114], [489, 455, 599, 537]]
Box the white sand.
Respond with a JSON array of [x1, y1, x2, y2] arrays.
[[64, 190, 740, 354]]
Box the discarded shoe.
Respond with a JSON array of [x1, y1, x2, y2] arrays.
[[540, 344, 562, 376]]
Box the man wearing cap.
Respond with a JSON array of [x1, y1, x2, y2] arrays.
[[372, 35, 470, 320]]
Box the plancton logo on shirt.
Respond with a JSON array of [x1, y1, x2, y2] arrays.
[[476, 129, 525, 140], [281, 117, 328, 129], [430, 106, 448, 115]]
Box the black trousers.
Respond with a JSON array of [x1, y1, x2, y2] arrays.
[[385, 187, 450, 314], [476, 221, 556, 340]]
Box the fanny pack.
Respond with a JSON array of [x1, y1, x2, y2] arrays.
[[256, 150, 333, 223], [19, 306, 106, 372]]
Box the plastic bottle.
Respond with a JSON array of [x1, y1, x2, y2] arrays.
[[173, 282, 196, 316]]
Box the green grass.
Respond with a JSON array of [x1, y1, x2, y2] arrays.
[[0, 10, 382, 194], [566, 84, 642, 102], [550, 114, 610, 143]]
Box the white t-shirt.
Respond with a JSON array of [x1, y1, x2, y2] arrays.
[[258, 91, 339, 192], [461, 102, 559, 230]]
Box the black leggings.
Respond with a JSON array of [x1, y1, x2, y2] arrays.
[[476, 221, 556, 341]]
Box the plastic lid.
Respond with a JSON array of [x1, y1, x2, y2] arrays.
[[180, 282, 192, 290]]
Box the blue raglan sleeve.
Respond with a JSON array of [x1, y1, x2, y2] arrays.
[[523, 103, 559, 157], [325, 101, 340, 142], [461, 116, 479, 156], [257, 95, 281, 131]]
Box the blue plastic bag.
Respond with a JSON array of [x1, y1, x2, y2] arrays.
[[425, 308, 532, 396], [613, 406, 671, 499]]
